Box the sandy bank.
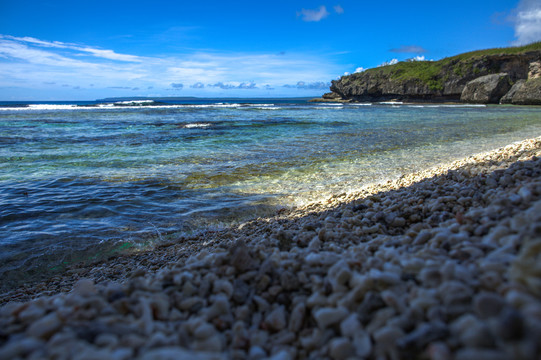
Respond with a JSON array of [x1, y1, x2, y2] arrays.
[[1, 137, 541, 359]]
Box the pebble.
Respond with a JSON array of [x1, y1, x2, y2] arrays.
[[453, 348, 509, 360], [288, 302, 305, 333], [339, 314, 361, 337], [473, 292, 504, 318], [139, 347, 225, 360], [313, 307, 349, 329], [26, 312, 62, 339], [248, 346, 267, 359], [265, 306, 287, 332], [328, 337, 354, 360], [2, 137, 541, 360]]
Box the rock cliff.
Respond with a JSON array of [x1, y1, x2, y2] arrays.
[[322, 43, 541, 105]]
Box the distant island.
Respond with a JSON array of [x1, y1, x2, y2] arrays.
[[317, 42, 541, 105]]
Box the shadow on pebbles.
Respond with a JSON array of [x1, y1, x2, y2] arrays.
[[1, 137, 541, 359]]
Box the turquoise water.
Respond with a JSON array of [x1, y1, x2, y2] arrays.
[[1, 100, 541, 290]]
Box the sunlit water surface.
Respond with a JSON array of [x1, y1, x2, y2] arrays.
[[1, 100, 541, 290]]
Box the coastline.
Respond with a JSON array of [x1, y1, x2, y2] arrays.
[[1, 136, 541, 359]]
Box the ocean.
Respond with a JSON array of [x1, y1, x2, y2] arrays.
[[1, 99, 541, 290]]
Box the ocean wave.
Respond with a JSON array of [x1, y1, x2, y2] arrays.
[[114, 100, 157, 106], [0, 103, 263, 111], [406, 104, 488, 108], [183, 123, 212, 129], [29, 104, 80, 110], [313, 106, 345, 110], [347, 103, 373, 107]]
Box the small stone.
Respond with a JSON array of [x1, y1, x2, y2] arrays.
[[268, 349, 293, 360], [248, 346, 267, 360], [453, 348, 509, 360], [340, 314, 361, 337], [139, 346, 223, 360], [397, 322, 449, 350], [357, 292, 385, 324], [329, 337, 354, 360], [352, 331, 372, 357], [194, 322, 216, 339], [72, 278, 97, 296], [0, 337, 44, 359], [373, 325, 404, 348], [426, 342, 451, 360], [497, 307, 524, 340], [232, 279, 251, 304], [313, 307, 348, 329], [193, 334, 224, 352], [213, 279, 233, 298], [328, 260, 352, 292], [518, 186, 532, 202], [206, 294, 230, 319], [391, 217, 406, 227], [288, 302, 305, 332], [95, 333, 119, 347], [413, 230, 432, 245], [461, 322, 495, 348], [27, 312, 62, 339], [265, 306, 287, 332], [229, 240, 255, 272], [419, 268, 442, 288], [18, 303, 46, 323], [473, 292, 504, 318], [280, 271, 299, 291]]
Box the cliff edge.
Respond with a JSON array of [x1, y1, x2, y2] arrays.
[[323, 42, 541, 105]]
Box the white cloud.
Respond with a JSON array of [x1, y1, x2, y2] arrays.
[[390, 45, 427, 54], [0, 39, 97, 69], [354, 67, 365, 73], [334, 5, 344, 14], [378, 59, 399, 67], [512, 0, 541, 45], [0, 34, 342, 99], [283, 81, 330, 90], [0, 35, 143, 62], [297, 6, 330, 22]]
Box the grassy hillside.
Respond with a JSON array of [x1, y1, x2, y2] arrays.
[[359, 42, 541, 91]]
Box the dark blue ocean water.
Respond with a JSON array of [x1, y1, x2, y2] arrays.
[[1, 99, 541, 289]]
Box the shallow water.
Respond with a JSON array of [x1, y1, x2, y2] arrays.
[[1, 100, 541, 290]]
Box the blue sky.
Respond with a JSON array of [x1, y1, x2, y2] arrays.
[[0, 0, 540, 100]]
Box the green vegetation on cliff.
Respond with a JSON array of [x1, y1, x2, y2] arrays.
[[329, 42, 541, 102], [362, 42, 541, 92]]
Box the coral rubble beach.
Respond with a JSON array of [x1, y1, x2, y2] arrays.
[[2, 137, 541, 360]]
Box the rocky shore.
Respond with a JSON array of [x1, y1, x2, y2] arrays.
[[322, 42, 541, 105], [2, 137, 541, 359]]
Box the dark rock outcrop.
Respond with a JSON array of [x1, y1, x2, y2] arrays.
[[507, 78, 541, 105], [500, 80, 526, 104], [323, 44, 541, 105], [460, 73, 512, 104]]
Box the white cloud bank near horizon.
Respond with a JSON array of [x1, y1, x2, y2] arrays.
[[512, 0, 541, 45], [0, 35, 341, 100]]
